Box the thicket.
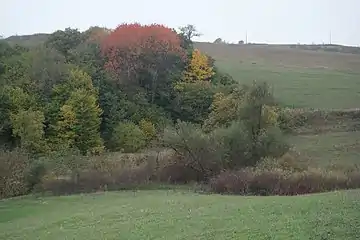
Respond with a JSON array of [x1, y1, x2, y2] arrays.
[[209, 154, 360, 196], [1, 24, 359, 198]]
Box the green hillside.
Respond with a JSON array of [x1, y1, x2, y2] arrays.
[[196, 42, 360, 109], [5, 34, 49, 47]]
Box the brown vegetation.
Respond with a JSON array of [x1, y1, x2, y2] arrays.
[[210, 154, 360, 196]]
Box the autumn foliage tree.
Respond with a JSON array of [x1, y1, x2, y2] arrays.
[[183, 49, 214, 82], [101, 23, 186, 104], [51, 68, 104, 155], [170, 49, 215, 123], [83, 26, 111, 43]]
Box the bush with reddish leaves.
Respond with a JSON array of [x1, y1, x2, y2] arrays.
[[210, 168, 360, 196]]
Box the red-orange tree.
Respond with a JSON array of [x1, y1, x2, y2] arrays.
[[101, 23, 186, 103]]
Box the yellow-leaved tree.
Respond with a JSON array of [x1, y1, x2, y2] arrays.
[[51, 68, 104, 155], [183, 49, 214, 82]]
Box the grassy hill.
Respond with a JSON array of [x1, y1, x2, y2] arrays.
[[1, 189, 360, 240], [196, 42, 360, 109], [5, 33, 49, 47]]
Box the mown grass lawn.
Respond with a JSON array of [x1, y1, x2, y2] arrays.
[[1, 189, 360, 240]]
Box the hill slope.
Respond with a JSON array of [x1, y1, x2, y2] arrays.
[[196, 42, 360, 72], [5, 34, 49, 47], [196, 42, 360, 109], [1, 189, 360, 239]]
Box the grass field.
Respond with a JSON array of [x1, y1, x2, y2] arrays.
[[196, 42, 360, 109], [1, 189, 360, 240], [289, 131, 360, 170]]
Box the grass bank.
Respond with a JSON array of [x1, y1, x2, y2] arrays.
[[1, 189, 360, 239]]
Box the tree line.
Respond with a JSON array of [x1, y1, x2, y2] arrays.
[[1, 24, 230, 155]]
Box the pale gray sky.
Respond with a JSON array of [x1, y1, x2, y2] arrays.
[[2, 0, 360, 46]]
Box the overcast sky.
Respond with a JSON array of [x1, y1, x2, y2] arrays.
[[2, 0, 359, 46]]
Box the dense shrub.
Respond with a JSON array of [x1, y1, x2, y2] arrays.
[[210, 168, 360, 196], [203, 89, 244, 131], [256, 152, 307, 172], [0, 149, 30, 198], [255, 126, 290, 159], [172, 81, 214, 123], [212, 72, 237, 86], [44, 148, 89, 184], [150, 149, 208, 183], [138, 119, 156, 142], [26, 159, 47, 191], [162, 121, 224, 180], [156, 163, 201, 183], [278, 108, 318, 132], [213, 121, 252, 168], [209, 169, 254, 195], [278, 108, 360, 133], [214, 121, 289, 168], [163, 118, 289, 182], [110, 122, 146, 153], [39, 153, 157, 195]]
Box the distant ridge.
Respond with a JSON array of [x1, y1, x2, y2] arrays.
[[4, 32, 360, 55]]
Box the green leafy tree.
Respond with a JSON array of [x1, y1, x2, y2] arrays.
[[4, 86, 37, 112], [203, 82, 285, 166], [25, 46, 70, 99], [1, 45, 70, 106], [0, 89, 11, 145], [240, 81, 276, 138], [57, 89, 104, 155], [162, 120, 223, 180], [110, 122, 146, 153], [55, 104, 77, 150], [178, 24, 201, 51], [10, 109, 47, 155], [0, 52, 31, 89], [70, 40, 106, 88], [179, 25, 201, 42], [0, 86, 39, 148], [50, 68, 104, 155], [139, 119, 156, 142], [203, 86, 247, 131], [45, 28, 84, 61], [0, 44, 31, 147], [48, 67, 97, 131], [172, 81, 214, 123], [52, 67, 97, 101], [0, 41, 22, 78]]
